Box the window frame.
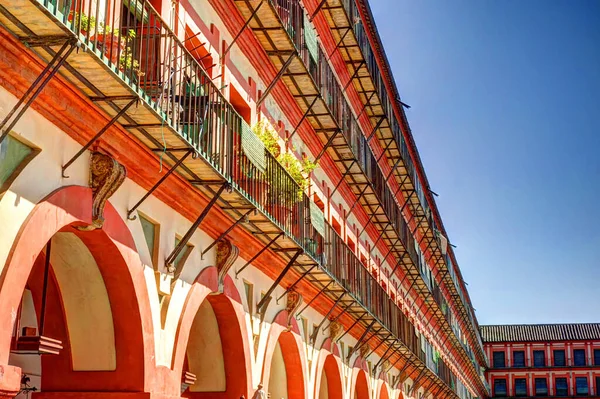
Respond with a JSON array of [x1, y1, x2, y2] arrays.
[[494, 378, 507, 397], [533, 349, 545, 367], [514, 378, 527, 397], [0, 133, 40, 195], [513, 350, 526, 367], [573, 348, 586, 366], [575, 376, 588, 396], [554, 349, 566, 367], [555, 377, 568, 397], [493, 351, 506, 368], [534, 378, 548, 397]]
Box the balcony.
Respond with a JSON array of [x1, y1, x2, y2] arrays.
[[0, 0, 457, 395], [232, 0, 485, 393], [318, 0, 487, 365]]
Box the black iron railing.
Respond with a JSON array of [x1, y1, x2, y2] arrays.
[[39, 0, 464, 389]]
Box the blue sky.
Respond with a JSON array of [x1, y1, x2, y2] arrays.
[[369, 0, 600, 324]]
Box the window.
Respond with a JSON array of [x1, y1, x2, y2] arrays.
[[554, 349, 566, 366], [594, 348, 600, 366], [574, 349, 586, 366], [535, 378, 548, 396], [515, 378, 527, 397], [493, 351, 506, 368], [596, 376, 600, 396], [138, 213, 160, 268], [243, 280, 253, 315], [513, 350, 525, 367], [555, 378, 568, 396], [533, 350, 545, 367], [0, 134, 38, 194], [173, 236, 194, 272], [494, 379, 507, 397], [575, 377, 588, 396]]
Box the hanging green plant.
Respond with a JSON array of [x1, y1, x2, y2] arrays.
[[251, 120, 318, 202]]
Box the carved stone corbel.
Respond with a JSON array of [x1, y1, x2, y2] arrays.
[[329, 320, 344, 343], [285, 289, 302, 330], [80, 152, 126, 230], [215, 239, 239, 293], [359, 343, 370, 359]]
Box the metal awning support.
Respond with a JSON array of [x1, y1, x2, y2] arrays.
[[255, 249, 303, 314], [127, 150, 192, 220], [342, 61, 365, 93], [62, 98, 137, 177], [336, 311, 367, 341], [309, 0, 328, 22], [222, 1, 264, 62], [372, 338, 398, 370], [357, 208, 379, 238], [276, 264, 317, 303], [408, 368, 427, 396], [346, 319, 377, 362], [356, 91, 377, 120], [369, 221, 392, 257], [0, 38, 78, 144], [328, 160, 356, 199], [326, 27, 352, 61], [235, 232, 283, 276], [288, 96, 319, 142], [366, 116, 386, 143], [346, 183, 370, 216], [201, 209, 253, 258], [165, 183, 227, 267], [256, 52, 296, 108], [323, 299, 355, 330], [314, 130, 340, 163], [296, 280, 334, 317], [366, 335, 395, 363], [309, 293, 345, 345]]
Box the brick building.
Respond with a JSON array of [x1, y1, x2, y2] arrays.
[[482, 324, 600, 398]]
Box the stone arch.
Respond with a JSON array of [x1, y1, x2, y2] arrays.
[[0, 186, 155, 394], [173, 266, 252, 398], [350, 369, 370, 399], [314, 349, 343, 399], [261, 310, 307, 399], [378, 382, 391, 399]]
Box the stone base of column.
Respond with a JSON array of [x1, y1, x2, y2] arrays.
[[0, 364, 21, 398]]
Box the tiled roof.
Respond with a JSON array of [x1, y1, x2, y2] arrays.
[[480, 323, 600, 343]]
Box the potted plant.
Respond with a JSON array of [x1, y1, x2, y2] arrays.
[[69, 12, 142, 77], [251, 120, 317, 223]]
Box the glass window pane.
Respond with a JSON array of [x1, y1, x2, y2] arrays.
[[574, 349, 586, 366], [576, 377, 588, 396], [555, 378, 568, 396], [535, 378, 548, 396], [513, 350, 525, 367], [554, 350, 566, 366], [493, 351, 506, 368], [594, 349, 600, 366], [494, 379, 507, 397], [533, 350, 545, 367], [515, 378, 527, 397]]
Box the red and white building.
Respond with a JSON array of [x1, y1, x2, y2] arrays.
[[482, 324, 600, 398], [0, 0, 490, 397]]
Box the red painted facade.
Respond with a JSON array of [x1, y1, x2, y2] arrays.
[[483, 325, 600, 398]]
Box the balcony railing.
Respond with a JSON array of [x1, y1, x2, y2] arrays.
[[262, 0, 484, 389], [24, 0, 462, 387], [335, 0, 485, 359]]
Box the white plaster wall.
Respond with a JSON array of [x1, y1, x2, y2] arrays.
[[0, 68, 461, 399]]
